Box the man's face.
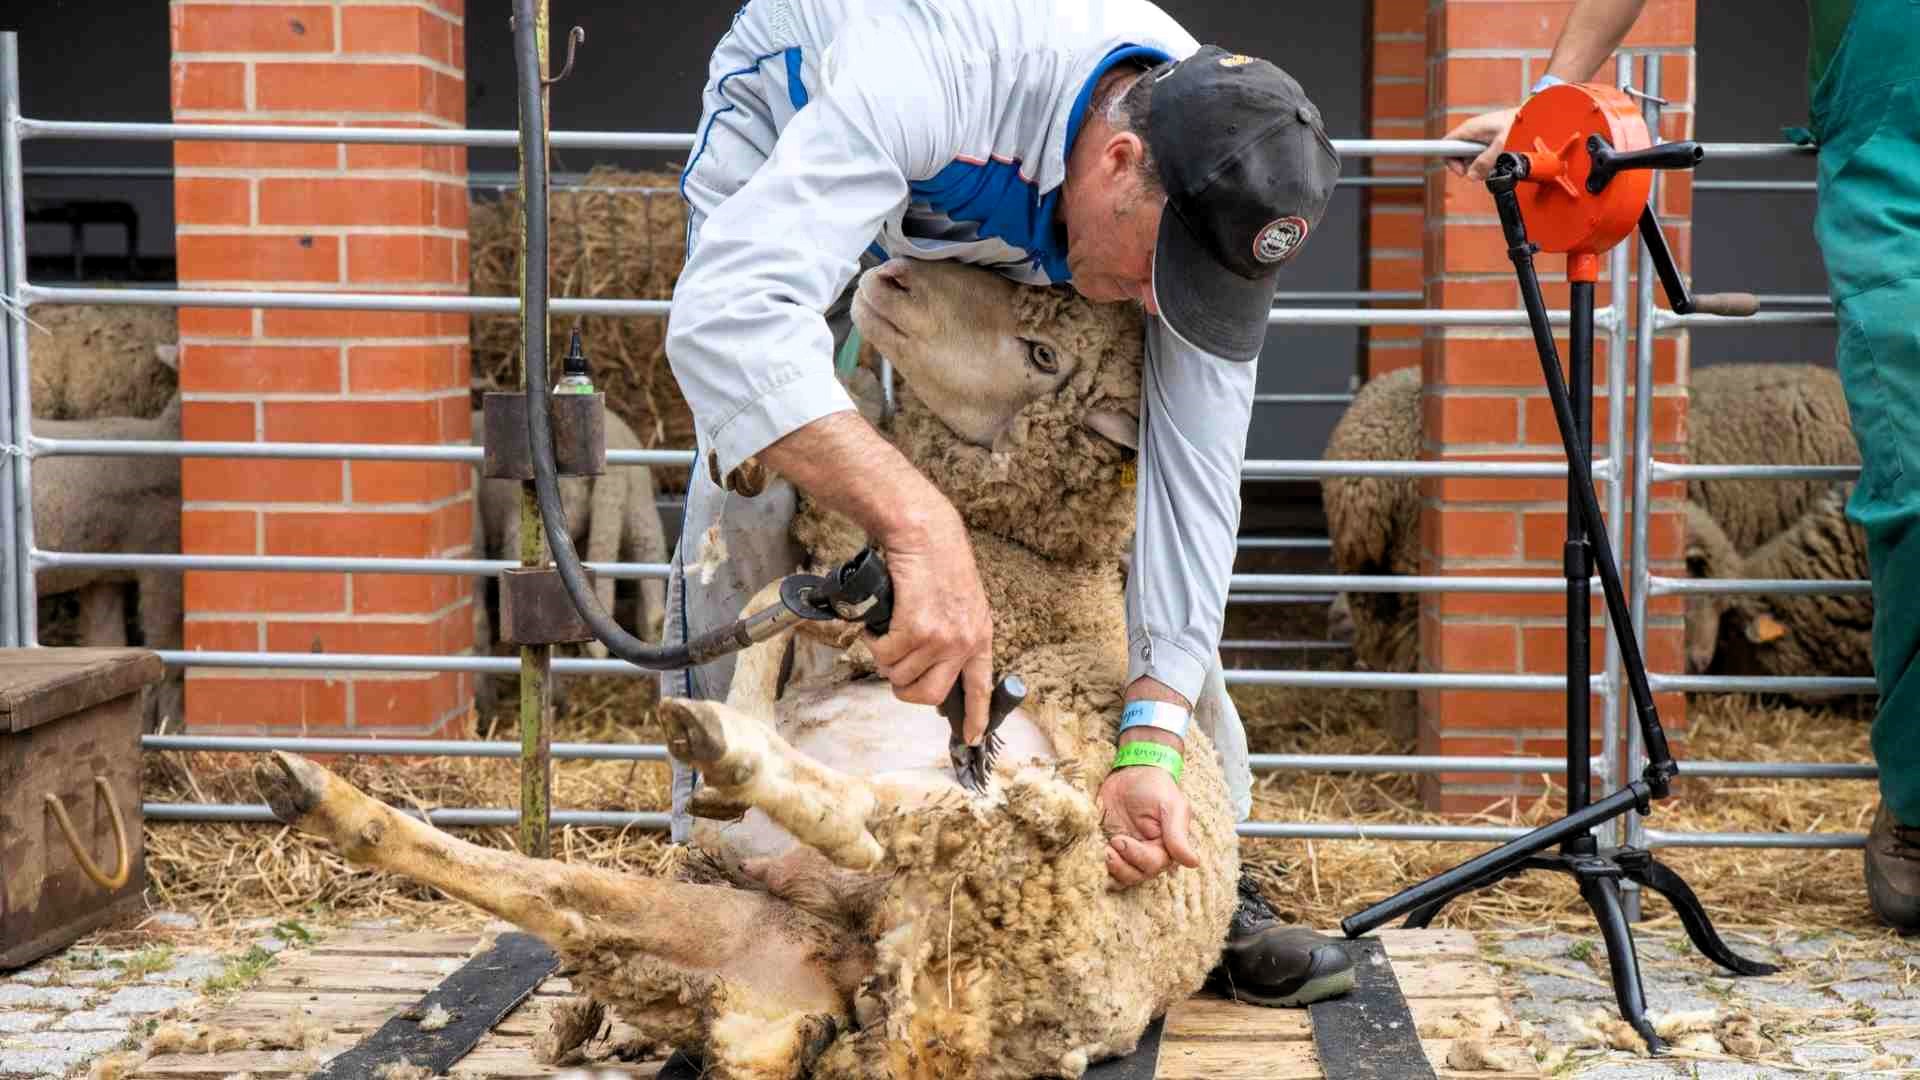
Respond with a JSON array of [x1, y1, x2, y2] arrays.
[[1061, 131, 1164, 314]]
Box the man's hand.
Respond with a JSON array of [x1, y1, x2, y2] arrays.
[[1100, 760, 1199, 889], [1100, 677, 1200, 889], [1442, 107, 1518, 181], [755, 411, 995, 743], [866, 508, 995, 744]]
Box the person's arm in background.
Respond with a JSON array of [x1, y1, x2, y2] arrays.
[[1442, 0, 1650, 179]]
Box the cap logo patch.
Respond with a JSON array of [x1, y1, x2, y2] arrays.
[[1218, 54, 1255, 68], [1254, 216, 1308, 264]]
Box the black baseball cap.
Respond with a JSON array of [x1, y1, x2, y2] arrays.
[[1146, 46, 1341, 362]]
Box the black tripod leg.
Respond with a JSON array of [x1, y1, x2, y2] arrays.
[[1579, 875, 1665, 1054], [1628, 858, 1781, 976], [1402, 898, 1450, 930]]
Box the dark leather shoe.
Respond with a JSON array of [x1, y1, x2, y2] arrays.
[[1206, 873, 1356, 1007], [1866, 802, 1920, 934]]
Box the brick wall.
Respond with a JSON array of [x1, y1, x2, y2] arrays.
[[169, 1, 475, 735], [1412, 1, 1695, 811]]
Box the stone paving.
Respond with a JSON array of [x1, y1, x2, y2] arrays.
[[0, 913, 294, 1080], [1485, 923, 1920, 1078]]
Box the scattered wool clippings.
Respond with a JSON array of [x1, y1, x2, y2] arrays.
[[373, 1061, 431, 1080], [417, 1003, 454, 1032], [1651, 1008, 1720, 1040], [86, 1052, 145, 1080], [1569, 1008, 1650, 1055], [1445, 1037, 1528, 1072], [257, 1009, 327, 1051], [1717, 1013, 1772, 1058]]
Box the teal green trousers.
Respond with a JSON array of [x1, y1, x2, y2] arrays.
[[1810, 0, 1920, 825]]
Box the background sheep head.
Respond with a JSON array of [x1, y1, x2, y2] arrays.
[[853, 257, 1144, 564], [1682, 499, 1791, 674]]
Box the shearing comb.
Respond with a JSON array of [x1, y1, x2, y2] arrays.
[[938, 674, 1027, 793]]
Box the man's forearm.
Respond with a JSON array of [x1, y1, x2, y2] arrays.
[[756, 410, 960, 549], [1543, 0, 1650, 84]]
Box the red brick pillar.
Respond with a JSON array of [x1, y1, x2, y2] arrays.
[[1417, 1, 1694, 811], [169, 1, 474, 735], [1367, 0, 1427, 378]]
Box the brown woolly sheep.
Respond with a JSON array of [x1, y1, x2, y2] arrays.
[[1322, 362, 1865, 694], [1681, 487, 1872, 691], [255, 257, 1239, 1079]]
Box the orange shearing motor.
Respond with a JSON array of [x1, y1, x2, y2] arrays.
[[1495, 81, 1756, 314]]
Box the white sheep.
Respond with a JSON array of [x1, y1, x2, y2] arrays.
[[255, 258, 1238, 1079], [34, 380, 184, 729], [27, 305, 179, 421]]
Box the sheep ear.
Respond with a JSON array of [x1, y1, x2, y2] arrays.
[[154, 343, 180, 371], [1745, 613, 1788, 644], [1083, 409, 1138, 451]]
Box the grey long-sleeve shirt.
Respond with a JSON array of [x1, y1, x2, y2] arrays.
[[665, 0, 1256, 705]]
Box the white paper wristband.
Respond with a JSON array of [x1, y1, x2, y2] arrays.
[[1118, 700, 1190, 741]]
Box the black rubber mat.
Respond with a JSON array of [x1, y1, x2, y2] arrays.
[[1307, 937, 1439, 1080]]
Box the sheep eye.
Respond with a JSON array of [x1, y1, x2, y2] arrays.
[[1025, 340, 1058, 375]]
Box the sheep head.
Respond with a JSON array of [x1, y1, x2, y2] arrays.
[[853, 258, 1144, 564], [1681, 500, 1740, 673]]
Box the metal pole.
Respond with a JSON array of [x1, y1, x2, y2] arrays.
[[0, 34, 33, 646], [1624, 55, 1664, 919], [1601, 53, 1633, 847], [0, 134, 16, 646], [514, 1, 553, 859]]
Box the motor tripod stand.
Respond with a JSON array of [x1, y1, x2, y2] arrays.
[[1339, 83, 1777, 1053]]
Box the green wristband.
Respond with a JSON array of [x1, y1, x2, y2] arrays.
[[1112, 741, 1183, 782]]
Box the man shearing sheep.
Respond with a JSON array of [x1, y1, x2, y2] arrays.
[[662, 0, 1355, 1005]]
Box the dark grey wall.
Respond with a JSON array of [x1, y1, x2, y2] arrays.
[[7, 1, 1833, 458], [1691, 1, 1836, 371]]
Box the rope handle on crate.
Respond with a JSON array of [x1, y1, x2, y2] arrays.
[[44, 777, 132, 891]]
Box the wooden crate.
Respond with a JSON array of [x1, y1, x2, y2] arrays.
[[0, 647, 164, 970], [132, 927, 1540, 1078]]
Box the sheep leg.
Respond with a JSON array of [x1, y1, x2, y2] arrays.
[[583, 472, 625, 659], [626, 464, 671, 642], [659, 696, 885, 872], [252, 751, 866, 1009], [77, 582, 128, 647]]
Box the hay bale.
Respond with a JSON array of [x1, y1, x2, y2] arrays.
[[469, 167, 695, 491], [26, 304, 178, 420]]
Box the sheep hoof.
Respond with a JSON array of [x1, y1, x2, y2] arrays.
[[659, 699, 757, 787], [688, 786, 751, 820], [256, 751, 325, 823]]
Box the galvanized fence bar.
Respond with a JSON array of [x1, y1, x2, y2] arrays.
[[1, 35, 34, 646], [1650, 673, 1878, 695], [24, 283, 1569, 329], [1651, 576, 1871, 596], [1601, 49, 1635, 845], [1655, 309, 1836, 329], [1653, 461, 1858, 482]]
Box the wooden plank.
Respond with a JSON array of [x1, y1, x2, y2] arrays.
[[1163, 995, 1312, 1041], [1150, 1035, 1541, 1080], [1155, 1040, 1323, 1080], [1164, 995, 1513, 1042], [308, 931, 556, 1080], [199, 990, 421, 1035], [133, 1044, 352, 1078], [250, 952, 468, 994], [449, 1044, 663, 1078], [308, 929, 484, 958], [1377, 929, 1482, 960], [1391, 959, 1502, 1000]]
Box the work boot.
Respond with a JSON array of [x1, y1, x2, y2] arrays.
[[1865, 801, 1920, 934], [1206, 872, 1357, 1007]]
